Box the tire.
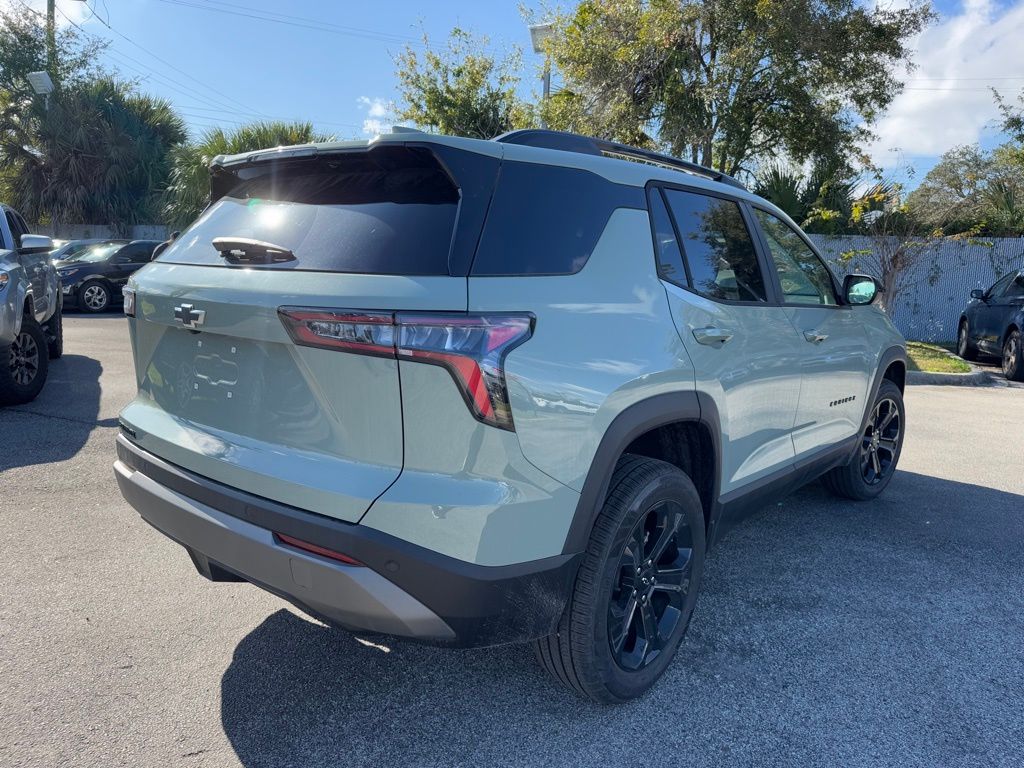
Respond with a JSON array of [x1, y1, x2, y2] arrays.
[[0, 318, 49, 405], [44, 307, 63, 359], [1003, 329, 1024, 382], [957, 320, 978, 362], [821, 379, 905, 501], [533, 455, 706, 703], [78, 281, 110, 313]]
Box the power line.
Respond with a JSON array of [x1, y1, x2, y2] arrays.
[[82, 0, 271, 118], [52, 4, 359, 134], [154, 0, 422, 46]]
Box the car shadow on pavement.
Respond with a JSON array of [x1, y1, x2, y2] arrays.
[[220, 469, 1024, 768], [0, 354, 107, 471]]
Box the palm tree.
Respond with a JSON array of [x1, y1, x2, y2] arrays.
[[1, 78, 186, 231], [162, 122, 332, 228]]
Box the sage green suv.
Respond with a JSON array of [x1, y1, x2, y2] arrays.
[[114, 129, 906, 702]]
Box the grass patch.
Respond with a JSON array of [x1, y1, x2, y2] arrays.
[[906, 341, 971, 373]]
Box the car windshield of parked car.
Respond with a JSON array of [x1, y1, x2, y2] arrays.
[[61, 243, 123, 264]]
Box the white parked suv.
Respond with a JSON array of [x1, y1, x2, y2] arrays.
[[115, 129, 906, 702]]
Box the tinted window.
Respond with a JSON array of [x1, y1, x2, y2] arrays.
[[5, 211, 26, 248], [159, 147, 459, 275], [119, 243, 154, 262], [988, 272, 1015, 298], [662, 189, 766, 302], [472, 162, 645, 275], [648, 189, 687, 286], [1001, 273, 1024, 298], [754, 209, 837, 305]]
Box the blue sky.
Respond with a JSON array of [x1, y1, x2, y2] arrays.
[[14, 0, 1024, 188]]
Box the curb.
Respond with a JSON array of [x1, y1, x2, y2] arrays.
[[906, 367, 991, 387]]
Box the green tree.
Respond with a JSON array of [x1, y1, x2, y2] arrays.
[[752, 162, 854, 231], [394, 28, 534, 139], [2, 78, 185, 230], [906, 144, 1024, 236], [163, 121, 330, 228], [542, 0, 933, 176]]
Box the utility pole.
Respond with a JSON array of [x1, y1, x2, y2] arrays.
[[46, 0, 57, 78]]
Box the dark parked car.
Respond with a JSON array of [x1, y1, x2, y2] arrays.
[[56, 239, 161, 313], [958, 268, 1024, 380], [49, 238, 106, 265]]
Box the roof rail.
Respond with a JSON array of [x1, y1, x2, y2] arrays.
[[493, 129, 746, 191]]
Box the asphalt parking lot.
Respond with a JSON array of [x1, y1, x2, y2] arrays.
[[2, 316, 1023, 768]]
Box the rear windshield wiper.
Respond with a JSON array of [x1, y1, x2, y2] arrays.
[[212, 237, 296, 264]]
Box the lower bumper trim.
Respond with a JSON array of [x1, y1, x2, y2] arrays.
[[114, 435, 581, 647]]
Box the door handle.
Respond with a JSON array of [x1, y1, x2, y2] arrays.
[[803, 330, 829, 344], [692, 326, 734, 346]]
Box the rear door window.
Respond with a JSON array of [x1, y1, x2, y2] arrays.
[[158, 147, 460, 275], [661, 188, 767, 303]]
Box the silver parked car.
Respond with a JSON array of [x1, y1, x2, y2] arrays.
[[114, 129, 906, 702], [0, 204, 63, 405]]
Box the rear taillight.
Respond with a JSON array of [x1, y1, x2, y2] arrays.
[[279, 308, 533, 431]]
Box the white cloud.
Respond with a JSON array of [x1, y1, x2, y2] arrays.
[[357, 96, 393, 135], [2, 0, 93, 26], [866, 0, 1024, 169]]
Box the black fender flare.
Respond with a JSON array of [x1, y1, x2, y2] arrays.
[[560, 390, 722, 555], [858, 345, 908, 436]]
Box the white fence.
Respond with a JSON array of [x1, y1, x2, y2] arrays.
[[811, 235, 1024, 342]]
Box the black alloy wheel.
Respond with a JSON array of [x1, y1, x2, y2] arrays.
[[608, 500, 694, 671], [860, 396, 901, 486], [957, 321, 977, 361], [821, 379, 905, 501], [9, 329, 40, 387], [1003, 330, 1024, 381]]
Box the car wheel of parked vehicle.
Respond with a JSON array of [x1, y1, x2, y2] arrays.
[[821, 380, 905, 501], [533, 455, 705, 703], [957, 320, 978, 362], [79, 281, 110, 313], [45, 306, 63, 359], [0, 318, 49, 405], [1003, 329, 1024, 381]]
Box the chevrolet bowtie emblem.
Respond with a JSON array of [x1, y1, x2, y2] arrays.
[[174, 303, 206, 329]]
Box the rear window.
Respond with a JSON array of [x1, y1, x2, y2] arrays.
[[158, 147, 459, 275]]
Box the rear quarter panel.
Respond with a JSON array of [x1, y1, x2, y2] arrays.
[[469, 207, 695, 492]]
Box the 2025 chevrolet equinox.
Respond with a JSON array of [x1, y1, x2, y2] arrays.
[[114, 129, 906, 702]]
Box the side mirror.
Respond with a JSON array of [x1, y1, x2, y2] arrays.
[[843, 273, 881, 305], [970, 289, 986, 301], [19, 234, 54, 253]]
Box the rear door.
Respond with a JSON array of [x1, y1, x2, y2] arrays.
[[749, 206, 874, 457], [121, 145, 490, 522], [652, 185, 805, 495]]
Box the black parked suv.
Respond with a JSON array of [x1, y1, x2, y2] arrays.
[[56, 240, 161, 313], [958, 269, 1024, 380]]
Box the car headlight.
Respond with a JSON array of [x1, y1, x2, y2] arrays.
[[59, 269, 80, 279], [0, 272, 8, 290]]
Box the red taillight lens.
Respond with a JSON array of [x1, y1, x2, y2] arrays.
[[278, 309, 395, 357], [278, 308, 533, 431], [274, 532, 365, 566]]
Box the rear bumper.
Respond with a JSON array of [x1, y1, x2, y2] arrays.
[[114, 435, 580, 647]]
